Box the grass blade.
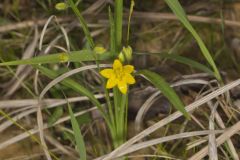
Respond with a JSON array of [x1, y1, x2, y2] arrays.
[[109, 6, 116, 57], [67, 0, 94, 48], [139, 70, 190, 119], [126, 0, 134, 45], [164, 0, 221, 81], [68, 103, 86, 160], [115, 0, 123, 51], [135, 52, 214, 75], [0, 50, 111, 66], [48, 107, 64, 126], [160, 53, 214, 75]]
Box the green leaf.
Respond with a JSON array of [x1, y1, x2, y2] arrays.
[[115, 0, 123, 51], [67, 0, 94, 48], [127, 0, 135, 44], [48, 107, 64, 126], [164, 0, 221, 81], [160, 53, 214, 75], [139, 70, 190, 119], [109, 6, 116, 57], [0, 50, 111, 66], [63, 130, 75, 143], [76, 112, 91, 126], [68, 103, 86, 160]]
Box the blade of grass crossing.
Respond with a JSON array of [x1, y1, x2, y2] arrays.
[[0, 50, 111, 66], [109, 6, 116, 57], [164, 0, 221, 81], [139, 70, 190, 119], [68, 103, 86, 160], [67, 0, 94, 48], [135, 51, 214, 76], [158, 53, 214, 76]]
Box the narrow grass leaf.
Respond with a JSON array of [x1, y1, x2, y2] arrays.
[[164, 0, 221, 81], [126, 0, 135, 45], [158, 53, 214, 75], [139, 70, 190, 119], [115, 0, 123, 51], [48, 107, 64, 126], [0, 50, 111, 66], [67, 0, 94, 48], [113, 87, 121, 139], [68, 103, 86, 160], [109, 6, 116, 57]]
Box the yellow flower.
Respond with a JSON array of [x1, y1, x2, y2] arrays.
[[100, 59, 135, 94]]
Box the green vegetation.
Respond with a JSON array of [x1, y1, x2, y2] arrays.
[[0, 0, 239, 160]]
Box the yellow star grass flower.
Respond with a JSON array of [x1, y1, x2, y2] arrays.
[[100, 59, 135, 94]]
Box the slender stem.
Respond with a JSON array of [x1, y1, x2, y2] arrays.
[[115, 0, 123, 52], [95, 56, 117, 145], [109, 6, 116, 57], [113, 88, 120, 129], [124, 95, 129, 141], [126, 0, 134, 45], [119, 93, 127, 144], [104, 85, 116, 131]]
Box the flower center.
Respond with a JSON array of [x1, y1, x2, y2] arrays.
[[114, 67, 124, 80]]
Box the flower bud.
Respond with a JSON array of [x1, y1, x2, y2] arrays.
[[55, 2, 68, 11], [118, 46, 132, 62], [94, 45, 106, 54], [59, 53, 69, 62]]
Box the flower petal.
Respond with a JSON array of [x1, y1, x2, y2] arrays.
[[100, 69, 114, 78], [113, 59, 122, 70], [117, 80, 128, 94], [124, 74, 136, 84], [123, 65, 134, 74], [106, 77, 117, 88]]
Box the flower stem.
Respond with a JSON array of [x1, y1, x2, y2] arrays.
[[115, 0, 123, 52]]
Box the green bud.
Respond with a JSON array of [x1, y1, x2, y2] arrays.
[[55, 2, 68, 11], [118, 46, 132, 62], [59, 53, 69, 62], [94, 45, 106, 54]]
